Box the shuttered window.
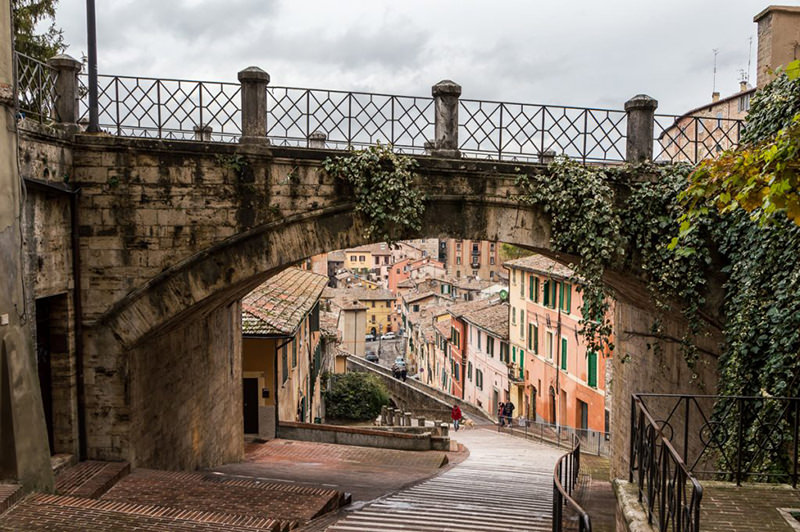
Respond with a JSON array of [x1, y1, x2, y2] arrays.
[[561, 338, 568, 371], [588, 351, 598, 387]]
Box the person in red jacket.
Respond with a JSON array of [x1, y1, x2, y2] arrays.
[[451, 404, 463, 431]]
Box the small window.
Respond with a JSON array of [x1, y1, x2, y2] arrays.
[[292, 340, 297, 368], [281, 345, 288, 383], [477, 330, 482, 350], [561, 337, 568, 371], [456, 256, 461, 265], [487, 337, 494, 357], [468, 361, 473, 381]]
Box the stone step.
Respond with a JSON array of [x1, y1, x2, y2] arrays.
[[55, 460, 131, 498], [0, 484, 23, 516], [0, 493, 286, 531], [101, 468, 342, 525]]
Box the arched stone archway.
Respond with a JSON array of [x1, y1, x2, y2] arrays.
[[65, 135, 721, 475]]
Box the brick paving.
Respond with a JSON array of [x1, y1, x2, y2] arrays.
[[55, 460, 130, 498], [699, 482, 800, 531], [0, 493, 286, 532], [577, 455, 615, 532], [101, 468, 340, 523], [0, 484, 22, 516]]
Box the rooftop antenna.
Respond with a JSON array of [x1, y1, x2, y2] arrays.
[[712, 48, 719, 93], [747, 36, 753, 83]]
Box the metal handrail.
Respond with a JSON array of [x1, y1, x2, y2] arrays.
[[12, 51, 744, 163], [630, 394, 703, 532], [553, 435, 592, 532]]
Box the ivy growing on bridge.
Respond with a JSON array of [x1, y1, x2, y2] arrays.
[[322, 143, 425, 246]]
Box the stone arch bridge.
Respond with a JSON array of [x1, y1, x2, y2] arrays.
[[3, 53, 734, 490]]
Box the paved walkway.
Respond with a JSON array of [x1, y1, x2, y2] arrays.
[[326, 427, 563, 531]]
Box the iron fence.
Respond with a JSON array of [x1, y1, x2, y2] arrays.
[[460, 99, 627, 163], [15, 52, 58, 123], [266, 87, 434, 153], [654, 114, 743, 164], [635, 393, 800, 486], [553, 435, 592, 532], [78, 74, 242, 142], [10, 51, 746, 164], [497, 417, 611, 457], [630, 395, 703, 532]]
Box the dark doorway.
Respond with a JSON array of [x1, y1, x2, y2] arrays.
[[35, 298, 55, 454], [242, 378, 259, 434], [578, 399, 589, 430], [549, 387, 556, 425]]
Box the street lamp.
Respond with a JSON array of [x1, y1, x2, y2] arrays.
[[86, 0, 99, 132]]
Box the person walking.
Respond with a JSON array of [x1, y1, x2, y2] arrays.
[[497, 402, 505, 427], [451, 404, 463, 431], [503, 401, 515, 427]]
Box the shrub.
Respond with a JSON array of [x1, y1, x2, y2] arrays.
[[324, 372, 390, 421]]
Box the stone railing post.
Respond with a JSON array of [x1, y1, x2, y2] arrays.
[[431, 80, 461, 157], [387, 409, 394, 426], [439, 423, 449, 438], [193, 125, 212, 141], [238, 66, 270, 144], [380, 405, 388, 426], [47, 54, 82, 131], [625, 94, 658, 163], [417, 417, 426, 427], [404, 412, 412, 427], [308, 130, 326, 149]]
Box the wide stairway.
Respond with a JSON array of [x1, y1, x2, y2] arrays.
[[327, 427, 562, 531]]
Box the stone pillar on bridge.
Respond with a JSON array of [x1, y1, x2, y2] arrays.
[[430, 80, 461, 158], [238, 66, 270, 144], [624, 94, 658, 163], [417, 417, 425, 427], [404, 412, 412, 427], [308, 130, 326, 149], [193, 125, 212, 141], [47, 54, 82, 132]]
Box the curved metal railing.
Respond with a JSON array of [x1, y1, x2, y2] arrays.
[[553, 434, 592, 532]]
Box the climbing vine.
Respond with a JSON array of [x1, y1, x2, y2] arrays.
[[322, 143, 425, 246], [515, 160, 622, 355], [515, 160, 713, 365]]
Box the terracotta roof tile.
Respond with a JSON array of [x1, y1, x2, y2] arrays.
[[242, 268, 328, 336]]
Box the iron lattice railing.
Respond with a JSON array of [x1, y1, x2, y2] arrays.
[[6, 51, 745, 164], [634, 393, 800, 486], [553, 435, 592, 532], [266, 87, 434, 153], [459, 99, 628, 163], [78, 74, 242, 142], [654, 115, 743, 163], [630, 395, 703, 532], [15, 52, 58, 123]]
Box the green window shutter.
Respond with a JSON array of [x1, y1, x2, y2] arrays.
[[551, 282, 558, 309], [534, 277, 539, 303], [561, 338, 568, 370], [565, 284, 572, 313], [543, 281, 549, 306], [529, 276, 534, 300], [533, 324, 539, 354], [588, 351, 598, 387], [527, 324, 532, 350], [559, 282, 564, 310]]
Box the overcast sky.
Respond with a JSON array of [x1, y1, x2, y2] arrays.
[[52, 0, 797, 114]]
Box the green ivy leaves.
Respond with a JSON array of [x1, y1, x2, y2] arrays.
[[323, 144, 425, 246]]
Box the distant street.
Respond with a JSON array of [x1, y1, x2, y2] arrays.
[[364, 338, 406, 369]]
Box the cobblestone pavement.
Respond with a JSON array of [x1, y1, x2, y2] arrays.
[[698, 482, 800, 531], [326, 426, 563, 531]]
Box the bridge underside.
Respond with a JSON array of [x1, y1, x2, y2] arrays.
[[11, 132, 722, 487]]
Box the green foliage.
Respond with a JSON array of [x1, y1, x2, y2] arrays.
[[322, 144, 425, 246], [12, 0, 65, 61], [215, 154, 249, 176], [679, 65, 800, 229], [499, 243, 533, 261], [324, 372, 390, 421], [515, 159, 622, 354]]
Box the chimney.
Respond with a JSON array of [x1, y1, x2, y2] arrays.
[[711, 91, 720, 102], [740, 80, 748, 92]]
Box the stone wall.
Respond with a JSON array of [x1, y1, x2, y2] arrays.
[[609, 299, 720, 480], [127, 301, 243, 470]]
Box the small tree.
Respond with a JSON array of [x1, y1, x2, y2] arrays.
[[324, 372, 390, 421], [12, 0, 66, 61]]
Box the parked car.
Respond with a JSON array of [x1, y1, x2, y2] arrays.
[[381, 332, 396, 340], [365, 334, 375, 342], [365, 351, 379, 363]]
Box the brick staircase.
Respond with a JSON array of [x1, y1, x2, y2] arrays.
[[0, 461, 348, 531]]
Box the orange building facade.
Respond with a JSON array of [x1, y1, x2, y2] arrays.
[[505, 256, 610, 433]]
